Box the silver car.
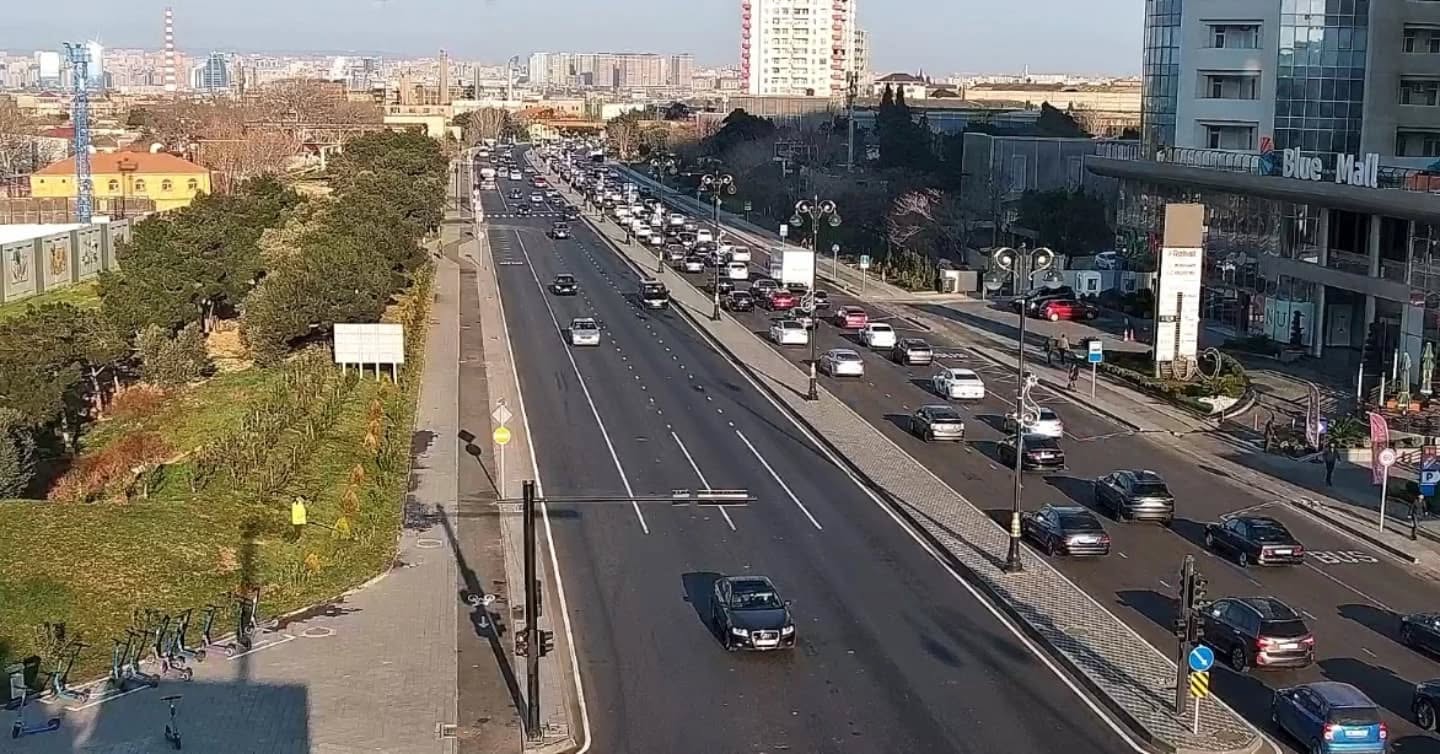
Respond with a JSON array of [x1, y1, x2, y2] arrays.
[[909, 405, 966, 441], [820, 348, 864, 377], [568, 317, 601, 346]]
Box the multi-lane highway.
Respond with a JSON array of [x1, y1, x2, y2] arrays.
[[587, 160, 1440, 752], [475, 152, 1143, 754]]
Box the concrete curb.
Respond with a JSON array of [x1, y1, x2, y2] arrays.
[[1287, 500, 1422, 563], [568, 186, 1257, 754]]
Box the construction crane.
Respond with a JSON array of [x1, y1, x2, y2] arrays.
[[63, 42, 93, 223]]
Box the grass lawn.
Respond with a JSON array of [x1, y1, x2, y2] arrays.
[[0, 282, 101, 322], [0, 286, 429, 683]]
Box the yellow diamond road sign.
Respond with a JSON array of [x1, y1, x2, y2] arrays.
[[493, 426, 512, 446], [1189, 670, 1210, 699]]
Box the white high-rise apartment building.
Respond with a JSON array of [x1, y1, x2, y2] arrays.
[[741, 0, 856, 97]]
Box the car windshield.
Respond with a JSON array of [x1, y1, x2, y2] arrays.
[[952, 371, 980, 382], [731, 585, 783, 610], [556, 276, 574, 284], [1058, 512, 1102, 531], [1036, 409, 1059, 421], [1131, 481, 1170, 497], [1249, 522, 1292, 540], [642, 284, 666, 296], [870, 324, 893, 332]]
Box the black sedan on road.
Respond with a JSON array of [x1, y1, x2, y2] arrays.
[[549, 222, 572, 239], [723, 291, 755, 312], [550, 274, 579, 295], [1022, 505, 1111, 557], [998, 436, 1066, 471], [1401, 612, 1440, 655], [1094, 469, 1175, 525], [514, 203, 532, 216], [710, 575, 796, 651], [1203, 515, 1305, 566]]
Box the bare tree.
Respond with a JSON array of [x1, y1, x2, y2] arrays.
[[259, 79, 374, 124], [887, 188, 967, 260], [463, 108, 508, 145], [196, 126, 301, 192], [0, 97, 37, 178]]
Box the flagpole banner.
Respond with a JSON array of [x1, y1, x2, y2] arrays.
[[1369, 411, 1390, 485]]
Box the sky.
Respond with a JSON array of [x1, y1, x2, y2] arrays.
[[0, 0, 1143, 75]]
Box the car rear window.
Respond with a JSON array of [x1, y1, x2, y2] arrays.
[[1327, 707, 1380, 726], [1026, 438, 1062, 450], [1058, 513, 1101, 530], [1131, 482, 1170, 497], [1260, 619, 1309, 638]]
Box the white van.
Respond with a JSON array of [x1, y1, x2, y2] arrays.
[[696, 229, 714, 244], [726, 261, 749, 281]]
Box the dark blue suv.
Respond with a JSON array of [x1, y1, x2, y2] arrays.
[[1271, 682, 1388, 753]]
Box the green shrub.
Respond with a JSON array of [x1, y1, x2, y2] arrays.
[[137, 323, 212, 386], [0, 408, 36, 498]]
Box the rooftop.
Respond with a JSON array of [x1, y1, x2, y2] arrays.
[[34, 151, 209, 177]]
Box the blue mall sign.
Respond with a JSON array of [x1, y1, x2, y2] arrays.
[[1087, 339, 1104, 364]]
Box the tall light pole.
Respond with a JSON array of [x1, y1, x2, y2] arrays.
[[792, 196, 841, 401], [700, 170, 736, 321], [650, 157, 677, 274], [989, 245, 1055, 573]]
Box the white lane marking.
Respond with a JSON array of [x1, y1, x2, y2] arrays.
[[1157, 579, 1172, 589], [502, 150, 594, 753], [512, 229, 649, 534], [734, 429, 822, 530], [672, 431, 737, 531], [1361, 647, 1377, 658], [1303, 562, 1391, 611]]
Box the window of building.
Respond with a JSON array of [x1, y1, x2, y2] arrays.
[[1203, 123, 1256, 150], [1401, 78, 1440, 106], [107, 179, 119, 191], [187, 178, 199, 191], [1404, 27, 1440, 53], [1210, 24, 1261, 49], [1397, 129, 1440, 157], [1204, 73, 1259, 99], [161, 179, 173, 192]]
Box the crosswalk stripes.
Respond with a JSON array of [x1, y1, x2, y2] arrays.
[[488, 212, 565, 219]]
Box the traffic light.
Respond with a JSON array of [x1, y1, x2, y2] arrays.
[[516, 633, 529, 658], [1191, 572, 1208, 609], [539, 629, 555, 658]]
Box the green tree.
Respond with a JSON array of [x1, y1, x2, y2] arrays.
[[1017, 189, 1114, 254], [705, 109, 776, 156], [136, 322, 212, 386], [0, 407, 36, 498]]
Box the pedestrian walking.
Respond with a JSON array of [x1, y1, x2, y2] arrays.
[[1323, 442, 1340, 486], [1123, 317, 1134, 342], [1057, 333, 1071, 364], [1067, 363, 1080, 391], [290, 496, 309, 541], [1263, 417, 1275, 453]]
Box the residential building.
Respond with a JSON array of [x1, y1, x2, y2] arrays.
[[853, 28, 872, 88], [30, 151, 212, 213], [35, 51, 61, 89], [86, 41, 106, 90], [526, 52, 693, 90], [741, 0, 858, 97], [193, 52, 231, 93], [872, 72, 931, 100]]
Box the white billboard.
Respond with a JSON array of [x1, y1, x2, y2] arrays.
[[334, 323, 406, 366], [1154, 245, 1203, 362]]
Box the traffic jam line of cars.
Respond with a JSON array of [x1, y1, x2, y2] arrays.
[[533, 148, 1440, 737]]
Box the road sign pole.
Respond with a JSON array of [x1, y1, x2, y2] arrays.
[[499, 444, 506, 498], [1091, 362, 1097, 399], [1380, 471, 1389, 533], [1193, 695, 1200, 734], [523, 480, 540, 739]]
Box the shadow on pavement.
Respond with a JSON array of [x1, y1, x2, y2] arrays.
[[1043, 475, 1102, 516], [1115, 589, 1177, 634], [1320, 656, 1419, 724], [680, 572, 723, 641], [1338, 603, 1400, 647], [1167, 518, 1212, 551]]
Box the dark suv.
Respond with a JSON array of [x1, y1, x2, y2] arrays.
[[1093, 469, 1174, 524], [1011, 285, 1077, 315], [1200, 596, 1315, 672]]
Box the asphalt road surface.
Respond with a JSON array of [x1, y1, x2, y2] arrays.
[[614, 178, 1440, 752], [473, 155, 1141, 754]]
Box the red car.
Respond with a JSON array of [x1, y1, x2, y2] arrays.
[[532, 177, 549, 189], [832, 306, 868, 328], [1037, 299, 1099, 322], [765, 291, 797, 311]]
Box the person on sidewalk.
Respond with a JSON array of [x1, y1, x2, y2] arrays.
[[1323, 442, 1340, 486], [1057, 333, 1070, 364], [1263, 417, 1275, 453], [1067, 362, 1080, 391], [1044, 337, 1056, 366]]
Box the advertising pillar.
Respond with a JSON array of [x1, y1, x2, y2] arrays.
[[1154, 204, 1206, 375]]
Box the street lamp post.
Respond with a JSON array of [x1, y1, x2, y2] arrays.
[[989, 245, 1055, 573], [700, 170, 736, 321], [650, 157, 678, 274], [792, 196, 841, 401]]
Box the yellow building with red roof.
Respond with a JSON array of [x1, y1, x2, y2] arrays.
[[30, 151, 213, 213]]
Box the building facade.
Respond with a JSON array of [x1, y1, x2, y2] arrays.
[[30, 152, 212, 213], [527, 52, 693, 90], [741, 0, 857, 97], [193, 52, 231, 93], [1141, 0, 1440, 168]]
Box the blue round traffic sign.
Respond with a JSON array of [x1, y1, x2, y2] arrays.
[[1188, 645, 1215, 672]]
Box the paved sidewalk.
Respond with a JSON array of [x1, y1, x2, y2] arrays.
[[9, 252, 467, 754], [572, 183, 1263, 754]]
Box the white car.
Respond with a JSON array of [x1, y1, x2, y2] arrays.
[[1009, 407, 1065, 438], [668, 214, 686, 227], [859, 323, 898, 350], [682, 257, 705, 273], [726, 261, 749, 280], [729, 246, 752, 263], [569, 318, 601, 347], [932, 368, 986, 400], [635, 226, 653, 241], [647, 232, 664, 247], [529, 193, 544, 204], [509, 171, 523, 180], [820, 348, 865, 377], [769, 319, 810, 346], [696, 228, 714, 244]]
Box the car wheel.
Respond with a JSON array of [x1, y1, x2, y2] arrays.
[[1229, 645, 1249, 673], [1419, 699, 1438, 730], [1307, 740, 1323, 754], [1048, 312, 1061, 322], [1203, 531, 1215, 550], [924, 430, 934, 442], [1237, 551, 1250, 568], [1401, 624, 1415, 647]]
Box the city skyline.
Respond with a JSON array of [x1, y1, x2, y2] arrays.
[[0, 0, 1143, 75]]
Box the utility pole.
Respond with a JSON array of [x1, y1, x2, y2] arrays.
[[63, 43, 93, 224], [522, 480, 540, 737], [845, 71, 858, 173]]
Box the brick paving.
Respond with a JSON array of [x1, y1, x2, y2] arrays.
[[564, 179, 1263, 754]]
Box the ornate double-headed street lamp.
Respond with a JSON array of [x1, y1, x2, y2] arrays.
[[791, 196, 841, 401], [699, 170, 736, 320]]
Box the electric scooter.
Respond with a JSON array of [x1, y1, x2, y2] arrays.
[[166, 608, 205, 665], [7, 666, 60, 739], [162, 694, 182, 750], [47, 640, 90, 702]]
